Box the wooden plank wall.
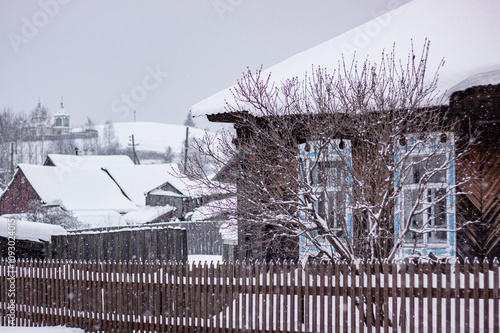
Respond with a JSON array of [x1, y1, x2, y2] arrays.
[[457, 126, 500, 261], [48, 226, 187, 262]]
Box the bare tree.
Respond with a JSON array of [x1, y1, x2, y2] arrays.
[[183, 111, 196, 128], [100, 119, 121, 155], [188, 42, 471, 264], [0, 108, 28, 188]]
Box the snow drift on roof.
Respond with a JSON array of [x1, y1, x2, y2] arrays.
[[72, 210, 127, 229], [188, 197, 236, 221], [191, 0, 500, 117], [46, 154, 134, 169], [0, 216, 67, 242], [103, 164, 178, 206], [18, 164, 137, 212], [123, 205, 175, 225]]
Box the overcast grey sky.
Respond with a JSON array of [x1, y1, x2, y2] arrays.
[[0, 0, 411, 129]]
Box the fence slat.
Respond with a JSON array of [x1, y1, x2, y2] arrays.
[[334, 260, 340, 333], [418, 260, 424, 333], [241, 261, 248, 332], [328, 262, 333, 333], [366, 260, 373, 331], [426, 260, 432, 332], [401, 262, 407, 332], [464, 259, 470, 333], [473, 259, 480, 333], [445, 261, 451, 332], [267, 261, 273, 333], [375, 260, 381, 332], [392, 261, 399, 333], [290, 261, 294, 331], [455, 260, 461, 333], [358, 261, 365, 331], [494, 258, 499, 333], [436, 261, 442, 330], [313, 262, 319, 333], [304, 262, 310, 333], [484, 259, 490, 333]]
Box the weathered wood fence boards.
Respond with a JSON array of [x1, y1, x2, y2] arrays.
[[166, 221, 223, 255], [1, 258, 499, 332], [49, 226, 187, 262]]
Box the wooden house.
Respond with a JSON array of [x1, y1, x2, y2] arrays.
[[191, 0, 500, 261], [0, 164, 137, 227]]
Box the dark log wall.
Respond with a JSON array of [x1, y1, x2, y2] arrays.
[[456, 124, 500, 261], [0, 169, 41, 215], [452, 84, 500, 261]]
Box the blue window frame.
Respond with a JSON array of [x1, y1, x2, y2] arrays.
[[394, 132, 456, 257], [298, 139, 352, 259]]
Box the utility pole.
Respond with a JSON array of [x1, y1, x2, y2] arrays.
[[10, 143, 14, 179], [129, 134, 140, 165], [183, 127, 189, 173]]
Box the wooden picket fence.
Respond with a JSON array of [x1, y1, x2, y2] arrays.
[[0, 258, 499, 332]]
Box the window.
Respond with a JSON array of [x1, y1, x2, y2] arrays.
[[63, 118, 69, 127], [311, 160, 347, 237], [55, 118, 62, 127], [300, 140, 351, 244], [396, 133, 455, 255]]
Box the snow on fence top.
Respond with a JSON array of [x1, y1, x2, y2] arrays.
[[0, 216, 67, 242], [191, 0, 500, 117]]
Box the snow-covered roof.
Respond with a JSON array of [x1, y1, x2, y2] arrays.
[[0, 216, 67, 242], [103, 164, 178, 206], [17, 164, 137, 213], [123, 205, 175, 225], [188, 197, 236, 221], [191, 0, 500, 117], [148, 189, 185, 197], [45, 154, 134, 169], [72, 210, 127, 229]]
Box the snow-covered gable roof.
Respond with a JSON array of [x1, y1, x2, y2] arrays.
[[45, 154, 134, 169], [154, 164, 232, 198], [191, 0, 500, 117], [18, 164, 137, 213], [102, 164, 178, 206], [0, 216, 67, 242]]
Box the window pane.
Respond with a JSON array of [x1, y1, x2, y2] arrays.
[[428, 154, 446, 183], [312, 160, 344, 187], [316, 190, 344, 237], [404, 154, 446, 184], [428, 188, 447, 243], [403, 189, 424, 243]]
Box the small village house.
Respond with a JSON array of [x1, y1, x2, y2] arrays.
[[191, 0, 500, 262]]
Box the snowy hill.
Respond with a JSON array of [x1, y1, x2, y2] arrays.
[[95, 122, 212, 154]]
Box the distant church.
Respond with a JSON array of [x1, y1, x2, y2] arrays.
[[23, 98, 71, 139]]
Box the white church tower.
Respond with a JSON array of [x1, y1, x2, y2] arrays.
[[52, 98, 71, 135]]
